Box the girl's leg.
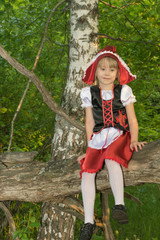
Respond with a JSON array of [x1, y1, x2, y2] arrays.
[[105, 159, 128, 224], [81, 172, 96, 224], [105, 159, 124, 205]]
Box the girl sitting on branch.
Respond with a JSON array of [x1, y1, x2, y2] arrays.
[[77, 45, 147, 240]]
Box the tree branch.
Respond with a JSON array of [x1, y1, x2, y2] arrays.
[[94, 33, 155, 45], [101, 191, 115, 240], [7, 0, 68, 151], [7, 79, 32, 151], [32, 0, 67, 71], [0, 201, 22, 235], [0, 140, 159, 202], [99, 0, 143, 10], [0, 202, 20, 240], [106, 189, 142, 205], [0, 45, 85, 132], [99, 0, 155, 44]]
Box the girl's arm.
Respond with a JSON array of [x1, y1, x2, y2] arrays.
[[126, 102, 147, 152], [85, 107, 95, 142], [77, 107, 95, 163]]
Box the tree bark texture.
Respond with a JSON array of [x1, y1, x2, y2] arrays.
[[0, 139, 159, 202], [38, 0, 99, 239], [101, 191, 115, 240], [37, 203, 75, 240], [0, 202, 20, 240]]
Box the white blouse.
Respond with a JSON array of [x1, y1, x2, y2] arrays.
[[80, 85, 136, 149]]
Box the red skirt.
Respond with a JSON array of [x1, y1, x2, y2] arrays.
[[80, 131, 133, 178]]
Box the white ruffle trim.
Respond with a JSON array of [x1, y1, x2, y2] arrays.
[[122, 96, 136, 106], [102, 90, 113, 100], [80, 85, 136, 108], [80, 87, 92, 108], [121, 85, 136, 106]]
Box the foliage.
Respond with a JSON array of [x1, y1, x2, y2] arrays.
[[13, 206, 40, 240], [0, 202, 41, 240], [98, 0, 160, 142], [0, 0, 69, 159], [0, 0, 160, 239]]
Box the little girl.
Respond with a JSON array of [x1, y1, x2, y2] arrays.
[[77, 46, 146, 240]]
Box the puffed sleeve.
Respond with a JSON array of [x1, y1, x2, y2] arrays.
[[80, 87, 92, 108], [121, 84, 136, 106]]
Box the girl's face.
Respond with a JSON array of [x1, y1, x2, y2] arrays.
[[95, 57, 118, 90]]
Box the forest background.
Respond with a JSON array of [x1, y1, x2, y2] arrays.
[[0, 0, 160, 239]]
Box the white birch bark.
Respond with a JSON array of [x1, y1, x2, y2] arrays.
[[38, 1, 99, 239], [51, 0, 99, 162]]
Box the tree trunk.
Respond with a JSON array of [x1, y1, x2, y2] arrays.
[[37, 0, 99, 239], [37, 202, 76, 240]]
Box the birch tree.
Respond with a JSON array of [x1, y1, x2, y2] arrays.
[[37, 0, 99, 239], [0, 0, 160, 240]]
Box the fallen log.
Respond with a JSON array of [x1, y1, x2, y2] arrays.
[[0, 140, 159, 202]]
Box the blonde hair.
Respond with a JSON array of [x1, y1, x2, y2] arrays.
[[94, 57, 119, 85]]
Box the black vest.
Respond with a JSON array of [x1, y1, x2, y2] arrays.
[[90, 85, 129, 133]]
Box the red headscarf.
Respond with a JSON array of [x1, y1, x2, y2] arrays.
[[82, 46, 136, 85]]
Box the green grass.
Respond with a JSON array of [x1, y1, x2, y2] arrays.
[[75, 183, 160, 240]]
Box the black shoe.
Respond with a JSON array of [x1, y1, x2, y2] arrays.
[[79, 222, 96, 240], [112, 205, 129, 224]]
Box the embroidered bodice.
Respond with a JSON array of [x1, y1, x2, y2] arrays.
[[90, 85, 130, 132]]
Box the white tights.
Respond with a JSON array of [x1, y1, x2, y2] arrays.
[[81, 159, 124, 224]]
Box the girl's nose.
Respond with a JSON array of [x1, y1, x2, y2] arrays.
[[105, 70, 109, 75]]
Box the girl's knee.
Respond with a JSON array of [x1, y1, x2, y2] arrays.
[[105, 159, 122, 171], [82, 172, 96, 179]]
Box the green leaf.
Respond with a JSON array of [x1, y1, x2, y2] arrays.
[[29, 222, 40, 227], [30, 216, 36, 223], [13, 231, 20, 240], [0, 107, 7, 113]]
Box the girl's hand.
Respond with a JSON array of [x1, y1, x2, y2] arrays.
[[130, 141, 147, 152], [77, 153, 86, 164]]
